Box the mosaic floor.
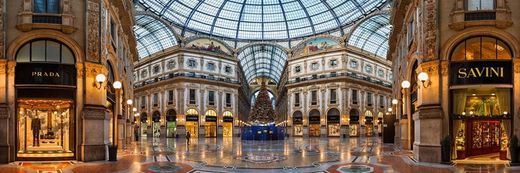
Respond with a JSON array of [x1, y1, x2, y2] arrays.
[[1, 137, 519, 172]]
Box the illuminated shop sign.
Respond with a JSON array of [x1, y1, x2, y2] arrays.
[[15, 63, 76, 86], [450, 61, 511, 85], [205, 116, 217, 122], [186, 115, 199, 121], [327, 115, 340, 123], [223, 116, 233, 122]]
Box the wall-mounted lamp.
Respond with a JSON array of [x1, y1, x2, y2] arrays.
[[392, 99, 398, 105], [113, 81, 122, 90], [126, 99, 133, 105], [134, 113, 140, 117], [132, 107, 137, 112], [387, 108, 393, 112], [417, 72, 431, 88], [401, 80, 411, 89], [95, 74, 106, 89]]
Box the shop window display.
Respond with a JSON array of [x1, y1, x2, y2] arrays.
[[17, 99, 74, 158], [451, 88, 511, 159]]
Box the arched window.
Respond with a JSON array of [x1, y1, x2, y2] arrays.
[[186, 109, 198, 116], [466, 0, 495, 11], [451, 36, 512, 61], [205, 110, 217, 117], [34, 0, 61, 14], [223, 111, 233, 117], [16, 39, 74, 64]]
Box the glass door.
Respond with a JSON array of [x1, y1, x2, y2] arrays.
[[17, 99, 74, 158]]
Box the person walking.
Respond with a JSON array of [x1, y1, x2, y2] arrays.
[[186, 131, 191, 145], [134, 125, 139, 141]]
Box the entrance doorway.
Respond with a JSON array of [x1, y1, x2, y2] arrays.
[[204, 110, 217, 138], [152, 111, 161, 138], [140, 112, 148, 137], [327, 108, 340, 137], [222, 111, 233, 137], [166, 109, 177, 138], [309, 109, 320, 137], [186, 109, 199, 138]]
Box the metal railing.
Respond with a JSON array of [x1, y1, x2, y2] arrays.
[[134, 72, 240, 89], [288, 71, 392, 88]]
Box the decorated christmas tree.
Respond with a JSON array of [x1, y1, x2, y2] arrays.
[[249, 82, 275, 124]]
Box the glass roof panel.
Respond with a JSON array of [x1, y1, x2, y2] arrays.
[[347, 13, 391, 59], [137, 0, 387, 40], [134, 15, 178, 59], [238, 44, 287, 83]]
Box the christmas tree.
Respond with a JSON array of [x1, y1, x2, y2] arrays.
[[249, 82, 275, 124]]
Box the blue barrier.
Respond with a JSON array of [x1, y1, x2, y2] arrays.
[[241, 125, 285, 140]]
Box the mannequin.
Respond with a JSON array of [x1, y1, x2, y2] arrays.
[[31, 114, 41, 147]]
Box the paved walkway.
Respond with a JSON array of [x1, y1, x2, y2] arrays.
[[1, 137, 518, 172]]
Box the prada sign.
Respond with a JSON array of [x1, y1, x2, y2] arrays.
[[450, 61, 511, 85], [15, 63, 76, 86]]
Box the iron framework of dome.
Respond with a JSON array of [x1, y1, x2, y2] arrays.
[[134, 14, 178, 58], [137, 0, 387, 40], [348, 13, 391, 58], [237, 44, 287, 83]]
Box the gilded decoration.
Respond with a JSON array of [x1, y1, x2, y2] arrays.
[[514, 59, 520, 73], [87, 0, 100, 62], [0, 59, 5, 74], [424, 0, 438, 62], [0, 0, 3, 59]]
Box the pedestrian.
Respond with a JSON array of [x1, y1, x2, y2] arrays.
[[186, 131, 191, 145], [134, 125, 139, 141]]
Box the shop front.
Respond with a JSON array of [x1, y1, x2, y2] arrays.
[[166, 109, 177, 138], [377, 112, 383, 136], [327, 108, 340, 137], [140, 113, 148, 137], [309, 109, 321, 137], [14, 39, 77, 160], [222, 111, 233, 137], [204, 110, 217, 138], [349, 109, 360, 137], [449, 36, 512, 160], [152, 111, 161, 138], [293, 111, 303, 136], [365, 111, 374, 137], [185, 109, 199, 138]]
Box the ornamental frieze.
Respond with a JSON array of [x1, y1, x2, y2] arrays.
[[87, 0, 100, 62]]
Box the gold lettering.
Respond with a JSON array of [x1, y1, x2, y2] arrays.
[[32, 72, 37, 76], [458, 68, 467, 78], [37, 72, 42, 76], [490, 67, 500, 77], [468, 68, 477, 78]]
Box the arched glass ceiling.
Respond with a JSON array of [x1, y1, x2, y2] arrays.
[[238, 44, 287, 83], [134, 15, 178, 59], [347, 13, 391, 59], [137, 0, 387, 40]]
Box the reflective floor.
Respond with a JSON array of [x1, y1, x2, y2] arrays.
[[0, 137, 518, 172]]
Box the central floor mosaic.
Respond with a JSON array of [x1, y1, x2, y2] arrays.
[[0, 137, 516, 173]]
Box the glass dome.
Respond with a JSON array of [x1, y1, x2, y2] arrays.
[[238, 44, 287, 83], [347, 13, 391, 58], [134, 14, 178, 58], [137, 0, 387, 40]]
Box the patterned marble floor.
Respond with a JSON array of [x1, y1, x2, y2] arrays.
[[1, 137, 519, 173]]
